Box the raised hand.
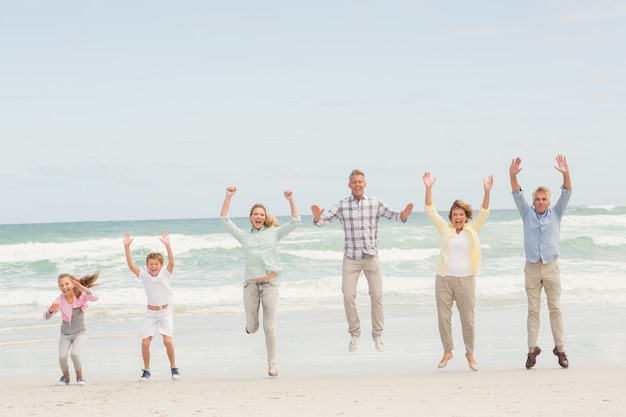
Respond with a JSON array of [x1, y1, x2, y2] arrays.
[[554, 154, 568, 174], [509, 157, 522, 176], [422, 172, 436, 188], [123, 232, 134, 247]]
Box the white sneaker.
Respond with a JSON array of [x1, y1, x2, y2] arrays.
[[348, 336, 359, 352], [374, 337, 384, 352]]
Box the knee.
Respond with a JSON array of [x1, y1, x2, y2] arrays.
[[246, 323, 259, 334], [163, 337, 174, 349], [141, 337, 152, 349], [370, 291, 383, 301], [342, 292, 356, 302]]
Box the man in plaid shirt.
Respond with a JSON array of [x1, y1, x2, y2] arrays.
[[311, 169, 414, 353]]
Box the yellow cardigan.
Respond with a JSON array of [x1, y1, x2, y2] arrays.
[[424, 204, 489, 277]]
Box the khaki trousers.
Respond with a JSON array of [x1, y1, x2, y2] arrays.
[[342, 254, 383, 339], [524, 260, 565, 351], [435, 274, 476, 353]]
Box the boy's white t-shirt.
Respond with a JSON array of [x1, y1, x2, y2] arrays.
[[139, 268, 173, 306]]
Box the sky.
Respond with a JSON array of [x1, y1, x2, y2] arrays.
[[1, 0, 625, 224]]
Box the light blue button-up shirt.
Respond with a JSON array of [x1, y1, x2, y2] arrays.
[[512, 186, 571, 264]]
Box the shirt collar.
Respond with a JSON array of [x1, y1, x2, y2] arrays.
[[349, 194, 368, 203]]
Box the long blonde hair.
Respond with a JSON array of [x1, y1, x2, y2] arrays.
[[58, 271, 100, 297], [249, 203, 280, 228]]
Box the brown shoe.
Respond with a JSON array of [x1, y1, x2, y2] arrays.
[[525, 346, 541, 369], [553, 346, 569, 368]]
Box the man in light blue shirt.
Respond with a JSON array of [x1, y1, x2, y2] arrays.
[[510, 155, 572, 370]]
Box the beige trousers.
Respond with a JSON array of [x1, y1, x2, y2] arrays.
[[524, 260, 565, 351], [435, 274, 476, 353], [342, 254, 384, 339]]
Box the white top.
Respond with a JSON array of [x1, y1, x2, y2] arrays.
[[446, 230, 473, 277], [139, 268, 173, 305]]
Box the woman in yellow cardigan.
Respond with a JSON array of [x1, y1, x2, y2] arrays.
[[422, 171, 493, 371]]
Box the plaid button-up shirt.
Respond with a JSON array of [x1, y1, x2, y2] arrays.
[[314, 194, 404, 260]]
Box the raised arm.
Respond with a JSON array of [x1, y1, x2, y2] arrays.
[[284, 190, 299, 218], [482, 175, 494, 209], [160, 231, 174, 273], [123, 232, 140, 277], [422, 171, 436, 206], [554, 154, 571, 191], [221, 186, 237, 217], [509, 157, 522, 192]]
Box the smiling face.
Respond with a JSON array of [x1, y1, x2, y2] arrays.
[[249, 205, 267, 230], [533, 190, 550, 215], [58, 276, 74, 295], [146, 258, 163, 276], [450, 207, 468, 232], [348, 174, 366, 200], [448, 199, 473, 233]]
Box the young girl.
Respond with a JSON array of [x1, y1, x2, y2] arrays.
[[44, 272, 99, 385], [220, 187, 300, 378]]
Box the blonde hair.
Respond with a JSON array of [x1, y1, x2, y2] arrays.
[[448, 199, 473, 222], [249, 203, 280, 228], [146, 252, 164, 265], [58, 271, 100, 297]]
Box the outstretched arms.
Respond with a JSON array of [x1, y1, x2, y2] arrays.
[[509, 157, 522, 192], [284, 190, 299, 218], [221, 186, 237, 217], [423, 171, 493, 210], [123, 232, 140, 277], [422, 172, 436, 206], [510, 155, 571, 193], [482, 175, 494, 210], [554, 154, 572, 191], [160, 231, 174, 273]]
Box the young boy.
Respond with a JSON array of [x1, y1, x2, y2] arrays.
[[123, 231, 180, 381]]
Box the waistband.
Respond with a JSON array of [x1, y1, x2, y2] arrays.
[[245, 278, 278, 286], [147, 304, 169, 311]]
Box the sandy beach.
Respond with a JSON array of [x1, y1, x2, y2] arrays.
[[2, 364, 624, 417], [3, 302, 626, 417]]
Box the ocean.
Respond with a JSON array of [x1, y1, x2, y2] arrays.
[[1, 206, 626, 378]]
